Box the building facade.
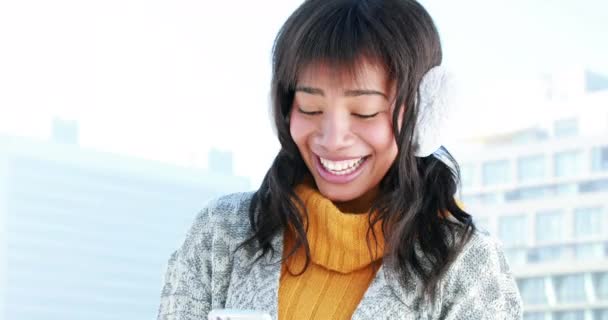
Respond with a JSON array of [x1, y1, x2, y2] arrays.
[[0, 132, 249, 320], [454, 94, 608, 319]]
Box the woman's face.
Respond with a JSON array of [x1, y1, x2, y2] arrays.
[[290, 61, 401, 208]]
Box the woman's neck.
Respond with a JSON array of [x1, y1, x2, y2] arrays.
[[302, 174, 379, 214], [333, 186, 379, 214]]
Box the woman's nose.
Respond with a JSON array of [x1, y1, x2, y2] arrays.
[[317, 111, 353, 152]]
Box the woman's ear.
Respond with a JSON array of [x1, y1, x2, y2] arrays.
[[397, 104, 405, 132]]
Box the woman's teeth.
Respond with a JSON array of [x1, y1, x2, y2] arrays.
[[319, 156, 366, 175]]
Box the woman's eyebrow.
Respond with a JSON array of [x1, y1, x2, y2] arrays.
[[344, 89, 388, 99], [295, 86, 387, 99], [295, 86, 324, 95]]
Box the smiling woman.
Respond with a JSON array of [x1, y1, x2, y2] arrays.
[[157, 0, 523, 319]]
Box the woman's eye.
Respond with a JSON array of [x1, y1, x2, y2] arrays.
[[297, 107, 322, 115], [353, 112, 379, 119]]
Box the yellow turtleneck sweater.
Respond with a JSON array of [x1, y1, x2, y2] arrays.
[[278, 183, 385, 320]]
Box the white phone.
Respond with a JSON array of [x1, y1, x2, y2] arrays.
[[207, 309, 272, 320]]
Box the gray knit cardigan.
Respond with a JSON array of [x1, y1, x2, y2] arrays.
[[157, 192, 523, 320]]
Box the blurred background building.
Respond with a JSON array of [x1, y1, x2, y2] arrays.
[[0, 119, 250, 319], [454, 69, 608, 320]]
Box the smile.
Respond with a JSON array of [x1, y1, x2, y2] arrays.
[[319, 156, 366, 175], [313, 154, 371, 184]]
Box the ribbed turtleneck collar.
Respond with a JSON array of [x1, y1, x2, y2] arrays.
[[286, 182, 385, 274]]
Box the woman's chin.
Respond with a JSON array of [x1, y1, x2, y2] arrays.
[[315, 182, 365, 202]]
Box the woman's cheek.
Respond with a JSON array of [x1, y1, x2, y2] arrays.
[[289, 112, 313, 144], [356, 118, 396, 149]]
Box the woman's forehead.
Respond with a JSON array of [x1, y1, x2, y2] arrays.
[[297, 59, 390, 89]]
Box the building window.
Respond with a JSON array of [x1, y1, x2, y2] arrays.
[[554, 150, 583, 178], [498, 215, 527, 246], [579, 178, 608, 193], [554, 311, 585, 320], [482, 160, 510, 186], [591, 146, 608, 172], [507, 186, 552, 201], [460, 195, 479, 207], [518, 155, 546, 183], [505, 248, 527, 266], [536, 211, 563, 243], [574, 206, 604, 238], [597, 272, 608, 301], [520, 187, 549, 199], [530, 245, 565, 263], [593, 309, 608, 320], [460, 164, 474, 189], [555, 274, 587, 303], [555, 183, 578, 195], [479, 192, 504, 204], [524, 312, 546, 320], [574, 243, 604, 260], [518, 277, 547, 305], [554, 118, 578, 138]]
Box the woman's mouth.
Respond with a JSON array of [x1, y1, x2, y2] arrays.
[[313, 154, 370, 184], [319, 156, 367, 175]]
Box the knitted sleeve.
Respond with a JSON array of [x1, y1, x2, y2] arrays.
[[438, 232, 523, 320], [157, 205, 214, 320]]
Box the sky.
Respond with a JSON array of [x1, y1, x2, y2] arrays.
[[0, 0, 607, 187]]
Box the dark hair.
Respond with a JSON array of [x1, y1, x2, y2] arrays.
[[241, 0, 475, 301]]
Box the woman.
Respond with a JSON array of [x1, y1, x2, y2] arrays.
[[157, 0, 523, 319]]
